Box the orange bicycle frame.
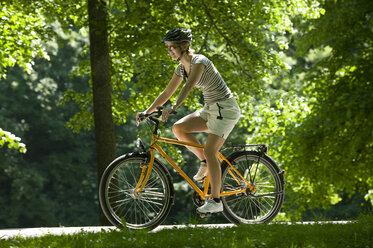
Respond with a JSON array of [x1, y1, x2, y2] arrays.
[[135, 134, 256, 200]]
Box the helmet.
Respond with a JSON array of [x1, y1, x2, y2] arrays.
[[161, 28, 192, 43]]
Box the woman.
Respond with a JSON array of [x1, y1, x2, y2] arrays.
[[136, 28, 240, 214]]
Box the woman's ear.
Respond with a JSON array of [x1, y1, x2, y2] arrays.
[[182, 42, 190, 51]]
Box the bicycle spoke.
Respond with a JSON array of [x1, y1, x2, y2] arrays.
[[222, 151, 284, 224], [118, 165, 136, 188], [253, 192, 281, 198], [100, 155, 172, 229], [132, 200, 147, 224]]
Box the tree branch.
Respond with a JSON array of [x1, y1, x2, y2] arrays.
[[202, 1, 241, 66], [197, 24, 212, 54]]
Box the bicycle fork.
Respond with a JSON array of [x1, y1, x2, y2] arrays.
[[134, 149, 156, 194]]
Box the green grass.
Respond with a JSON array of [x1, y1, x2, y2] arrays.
[[1, 216, 372, 248]]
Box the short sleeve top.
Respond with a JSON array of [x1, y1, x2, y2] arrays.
[[174, 54, 232, 105]]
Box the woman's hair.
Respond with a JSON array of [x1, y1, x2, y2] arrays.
[[176, 41, 195, 55]]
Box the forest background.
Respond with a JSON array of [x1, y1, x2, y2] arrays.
[[0, 0, 372, 228]]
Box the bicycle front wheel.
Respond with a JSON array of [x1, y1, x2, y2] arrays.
[[99, 153, 174, 230], [221, 150, 285, 224]]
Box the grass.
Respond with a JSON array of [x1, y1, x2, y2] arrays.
[[1, 215, 372, 248]]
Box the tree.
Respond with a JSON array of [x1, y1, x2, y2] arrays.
[[290, 0, 373, 214], [247, 0, 373, 218], [0, 24, 99, 227], [87, 0, 116, 224]]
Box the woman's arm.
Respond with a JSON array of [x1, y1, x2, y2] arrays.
[[171, 63, 205, 112], [145, 73, 183, 114], [161, 63, 205, 122]]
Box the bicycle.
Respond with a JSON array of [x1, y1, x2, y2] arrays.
[[99, 108, 285, 230]]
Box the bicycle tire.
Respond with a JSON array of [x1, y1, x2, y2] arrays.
[[99, 152, 174, 230], [221, 150, 285, 224]]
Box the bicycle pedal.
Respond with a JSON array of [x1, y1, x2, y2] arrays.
[[197, 211, 212, 218], [200, 213, 211, 218], [194, 177, 206, 183]]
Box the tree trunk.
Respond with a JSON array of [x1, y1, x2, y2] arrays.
[[87, 0, 116, 225]]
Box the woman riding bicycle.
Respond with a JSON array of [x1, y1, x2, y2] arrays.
[[136, 28, 240, 214]]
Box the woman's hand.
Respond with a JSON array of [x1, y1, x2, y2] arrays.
[[136, 111, 147, 126], [161, 107, 177, 122]]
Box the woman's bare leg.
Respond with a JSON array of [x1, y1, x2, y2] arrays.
[[172, 112, 208, 161], [173, 112, 226, 198], [204, 133, 225, 199]]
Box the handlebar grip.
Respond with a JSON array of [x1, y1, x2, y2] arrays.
[[138, 113, 148, 122], [138, 106, 176, 123]]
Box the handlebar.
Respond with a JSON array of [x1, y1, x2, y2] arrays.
[[138, 107, 176, 134], [138, 107, 162, 122]]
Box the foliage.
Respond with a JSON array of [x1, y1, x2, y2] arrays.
[[289, 0, 373, 209], [61, 0, 324, 131], [0, 25, 98, 228], [2, 215, 373, 248], [2, 0, 372, 227], [0, 0, 52, 153], [0, 128, 26, 153], [247, 0, 373, 218], [0, 1, 51, 78]]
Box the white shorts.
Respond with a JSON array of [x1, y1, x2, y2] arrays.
[[196, 97, 240, 139]]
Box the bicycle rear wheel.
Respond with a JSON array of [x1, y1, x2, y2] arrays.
[[221, 150, 285, 224], [99, 153, 174, 230]]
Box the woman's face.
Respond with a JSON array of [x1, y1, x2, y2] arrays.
[[166, 41, 181, 60]]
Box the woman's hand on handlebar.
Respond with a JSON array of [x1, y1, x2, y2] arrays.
[[136, 107, 175, 126], [136, 111, 147, 126], [161, 107, 172, 122], [161, 107, 177, 122]]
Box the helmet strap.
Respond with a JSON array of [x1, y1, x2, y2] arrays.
[[177, 50, 185, 62], [177, 44, 189, 61]]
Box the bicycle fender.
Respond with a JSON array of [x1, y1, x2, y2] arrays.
[[222, 150, 285, 186]]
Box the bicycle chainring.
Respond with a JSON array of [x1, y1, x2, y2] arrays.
[[192, 191, 204, 207]]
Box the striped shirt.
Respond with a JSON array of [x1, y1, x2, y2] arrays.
[[174, 54, 233, 105]]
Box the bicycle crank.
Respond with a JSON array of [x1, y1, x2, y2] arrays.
[[192, 191, 204, 207]]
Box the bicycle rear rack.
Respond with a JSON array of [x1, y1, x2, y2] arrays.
[[222, 143, 268, 154]]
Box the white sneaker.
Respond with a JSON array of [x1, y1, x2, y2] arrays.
[[193, 161, 208, 182], [197, 199, 223, 214]]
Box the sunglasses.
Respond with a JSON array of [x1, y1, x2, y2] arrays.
[[167, 45, 179, 51]]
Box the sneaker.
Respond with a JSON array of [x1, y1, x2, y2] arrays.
[[197, 199, 223, 214], [193, 161, 208, 182]]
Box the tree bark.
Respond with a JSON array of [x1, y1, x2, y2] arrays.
[[87, 0, 116, 225]]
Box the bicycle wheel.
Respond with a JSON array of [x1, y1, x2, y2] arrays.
[[221, 150, 285, 224], [99, 153, 174, 230]]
